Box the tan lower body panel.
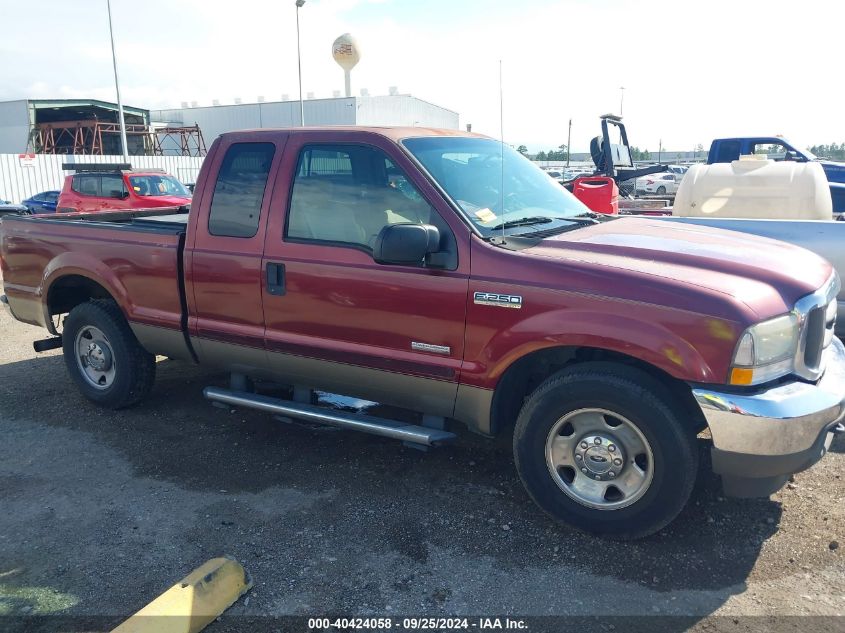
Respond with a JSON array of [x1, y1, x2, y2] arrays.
[[193, 337, 467, 422], [454, 384, 495, 435], [130, 323, 195, 362]]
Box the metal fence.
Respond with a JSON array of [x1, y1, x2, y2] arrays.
[[0, 154, 205, 204]]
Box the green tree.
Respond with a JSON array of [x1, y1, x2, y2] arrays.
[[807, 143, 845, 159], [517, 145, 528, 155], [630, 146, 650, 161], [536, 151, 547, 161]]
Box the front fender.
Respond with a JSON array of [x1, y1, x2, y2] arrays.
[[480, 308, 726, 385]]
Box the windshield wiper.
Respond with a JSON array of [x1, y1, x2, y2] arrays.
[[572, 211, 604, 223], [487, 216, 554, 231]]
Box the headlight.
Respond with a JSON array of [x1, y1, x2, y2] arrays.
[[729, 313, 799, 386]]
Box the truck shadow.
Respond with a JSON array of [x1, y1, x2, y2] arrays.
[[0, 354, 790, 615]]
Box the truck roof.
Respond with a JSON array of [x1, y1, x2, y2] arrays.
[[217, 126, 488, 142], [711, 136, 786, 143]]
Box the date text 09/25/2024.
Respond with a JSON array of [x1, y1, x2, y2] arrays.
[[308, 617, 528, 630]]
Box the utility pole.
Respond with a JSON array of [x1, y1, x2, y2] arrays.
[[566, 119, 572, 167], [658, 139, 662, 164], [295, 0, 306, 126], [106, 0, 129, 161]]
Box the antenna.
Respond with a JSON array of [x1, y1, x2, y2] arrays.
[[499, 59, 505, 245]]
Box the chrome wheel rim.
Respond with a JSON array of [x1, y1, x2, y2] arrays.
[[545, 408, 654, 510], [75, 326, 116, 390]]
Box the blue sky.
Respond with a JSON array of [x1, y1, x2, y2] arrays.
[[0, 0, 841, 152]]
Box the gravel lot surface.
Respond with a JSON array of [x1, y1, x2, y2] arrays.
[[0, 302, 843, 631]]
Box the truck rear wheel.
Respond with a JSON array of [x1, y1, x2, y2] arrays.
[[62, 300, 155, 409], [513, 362, 698, 539]]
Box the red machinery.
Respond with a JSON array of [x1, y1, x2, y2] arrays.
[[572, 176, 619, 214]]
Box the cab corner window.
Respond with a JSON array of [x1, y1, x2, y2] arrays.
[[286, 144, 438, 252], [208, 142, 275, 238]]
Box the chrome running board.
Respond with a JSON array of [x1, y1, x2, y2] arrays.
[[203, 387, 456, 446]]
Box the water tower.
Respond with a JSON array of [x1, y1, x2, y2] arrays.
[[332, 33, 361, 98]]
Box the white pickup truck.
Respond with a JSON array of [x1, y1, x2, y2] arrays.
[[668, 159, 845, 336]]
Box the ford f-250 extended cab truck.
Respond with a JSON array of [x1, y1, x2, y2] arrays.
[[2, 127, 844, 539]]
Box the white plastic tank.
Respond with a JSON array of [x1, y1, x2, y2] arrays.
[[673, 156, 833, 220]]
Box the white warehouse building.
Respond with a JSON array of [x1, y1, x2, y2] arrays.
[[151, 94, 460, 141]]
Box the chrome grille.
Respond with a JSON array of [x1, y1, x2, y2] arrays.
[[793, 273, 840, 381], [803, 306, 825, 370]]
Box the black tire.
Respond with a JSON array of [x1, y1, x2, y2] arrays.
[[62, 299, 155, 409], [513, 362, 698, 539], [589, 136, 606, 171], [656, 186, 667, 195]]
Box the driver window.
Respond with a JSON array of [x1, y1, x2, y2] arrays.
[[286, 145, 437, 250]]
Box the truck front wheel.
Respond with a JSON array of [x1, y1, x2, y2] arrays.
[[62, 300, 156, 409], [513, 362, 698, 539]]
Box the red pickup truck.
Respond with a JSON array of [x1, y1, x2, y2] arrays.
[[2, 127, 843, 538]]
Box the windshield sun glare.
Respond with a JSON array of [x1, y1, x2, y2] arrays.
[[402, 137, 593, 236]]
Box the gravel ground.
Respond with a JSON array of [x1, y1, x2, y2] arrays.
[[0, 302, 843, 631]]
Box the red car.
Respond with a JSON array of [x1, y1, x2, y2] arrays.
[[57, 169, 191, 213]]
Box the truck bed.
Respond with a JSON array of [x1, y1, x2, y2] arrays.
[[0, 209, 188, 336]]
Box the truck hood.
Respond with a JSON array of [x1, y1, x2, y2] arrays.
[[524, 218, 833, 320]]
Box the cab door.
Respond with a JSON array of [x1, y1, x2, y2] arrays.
[[185, 132, 287, 373], [260, 132, 471, 417]]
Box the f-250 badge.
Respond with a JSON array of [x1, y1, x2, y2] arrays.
[[474, 292, 523, 309]]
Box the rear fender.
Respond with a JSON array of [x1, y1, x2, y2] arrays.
[[41, 252, 130, 333]]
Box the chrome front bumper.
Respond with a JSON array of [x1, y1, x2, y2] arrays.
[[693, 336, 845, 497]]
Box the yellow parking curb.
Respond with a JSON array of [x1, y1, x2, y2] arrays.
[[111, 556, 252, 633]]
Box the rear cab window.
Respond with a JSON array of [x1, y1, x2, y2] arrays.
[[715, 141, 741, 163], [208, 143, 276, 238]]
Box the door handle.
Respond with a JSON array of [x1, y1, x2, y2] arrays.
[[266, 262, 286, 296]]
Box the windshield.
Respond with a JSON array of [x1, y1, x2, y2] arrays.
[[402, 137, 593, 236], [129, 174, 190, 198]]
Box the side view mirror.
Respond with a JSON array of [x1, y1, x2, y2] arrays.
[[373, 223, 441, 267]]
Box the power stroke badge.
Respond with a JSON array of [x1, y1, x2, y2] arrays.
[[474, 292, 523, 309]]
